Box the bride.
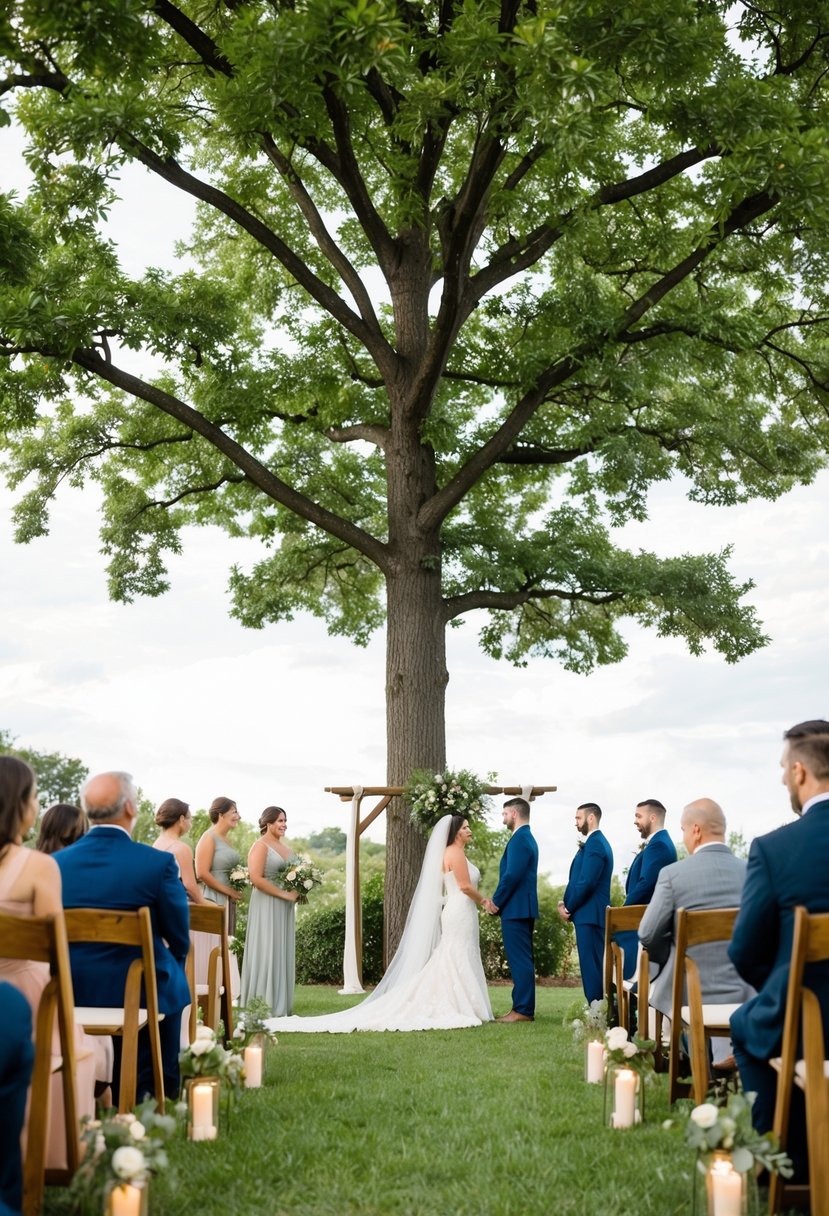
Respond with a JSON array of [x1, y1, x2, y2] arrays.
[[265, 813, 493, 1032]]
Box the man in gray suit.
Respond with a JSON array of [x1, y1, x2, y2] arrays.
[[638, 798, 754, 1066]]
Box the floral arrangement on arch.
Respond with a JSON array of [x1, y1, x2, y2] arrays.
[[604, 1025, 657, 1081], [406, 768, 492, 832], [69, 1101, 178, 1216], [666, 1091, 793, 1177], [278, 856, 324, 904], [179, 1024, 245, 1095], [567, 998, 608, 1044]]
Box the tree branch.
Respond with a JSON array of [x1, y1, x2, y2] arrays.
[[152, 0, 232, 75], [443, 584, 624, 621], [131, 473, 247, 517], [326, 423, 389, 448], [67, 347, 391, 572]]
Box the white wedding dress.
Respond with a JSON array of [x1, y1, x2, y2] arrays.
[[265, 817, 493, 1034]]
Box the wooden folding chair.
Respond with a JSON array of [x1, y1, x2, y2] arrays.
[[603, 905, 647, 1031], [800, 987, 829, 1216], [769, 906, 829, 1215], [63, 907, 165, 1114], [668, 907, 741, 1104], [0, 911, 81, 1216], [186, 902, 227, 1043]]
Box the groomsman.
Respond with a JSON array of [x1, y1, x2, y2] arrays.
[[617, 799, 677, 979], [729, 720, 829, 1183], [559, 803, 613, 1003], [490, 798, 539, 1022]]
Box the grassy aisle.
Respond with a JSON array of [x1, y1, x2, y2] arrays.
[[46, 986, 703, 1215]]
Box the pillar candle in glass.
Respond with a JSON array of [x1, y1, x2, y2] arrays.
[[244, 1044, 263, 1088], [106, 1182, 148, 1216], [585, 1039, 604, 1084]]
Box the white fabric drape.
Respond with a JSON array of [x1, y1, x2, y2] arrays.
[[339, 783, 365, 995]]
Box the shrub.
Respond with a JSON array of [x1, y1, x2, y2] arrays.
[[478, 888, 570, 981], [296, 871, 385, 985]]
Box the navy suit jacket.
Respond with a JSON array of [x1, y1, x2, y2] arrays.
[[564, 830, 613, 927], [729, 797, 829, 1060], [55, 826, 190, 1016], [493, 825, 539, 920], [624, 828, 677, 905]]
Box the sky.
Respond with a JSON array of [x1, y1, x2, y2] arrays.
[[2, 125, 828, 886]]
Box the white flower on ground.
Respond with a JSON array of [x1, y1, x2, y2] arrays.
[[690, 1103, 720, 1129], [129, 1122, 147, 1141], [606, 1026, 630, 1051], [189, 1037, 214, 1057], [622, 1041, 638, 1058], [195, 1025, 215, 1041], [112, 1146, 146, 1180]]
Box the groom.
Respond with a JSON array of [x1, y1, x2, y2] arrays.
[[489, 797, 539, 1023]]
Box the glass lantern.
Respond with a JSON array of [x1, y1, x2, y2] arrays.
[[603, 1063, 644, 1128], [243, 1035, 266, 1088], [185, 1075, 221, 1141], [694, 1152, 751, 1216], [104, 1180, 149, 1216]]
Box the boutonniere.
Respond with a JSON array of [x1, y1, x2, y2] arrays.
[[577, 839, 585, 850], [638, 841, 647, 852]]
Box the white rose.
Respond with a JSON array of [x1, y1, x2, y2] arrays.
[[433, 774, 442, 782], [303, 878, 313, 889], [189, 1037, 214, 1057], [195, 1025, 215, 1041], [690, 1103, 720, 1130], [111, 1146, 146, 1180], [286, 870, 297, 882], [605, 1026, 629, 1051], [95, 1132, 106, 1156], [622, 1042, 638, 1058], [129, 1122, 146, 1141]]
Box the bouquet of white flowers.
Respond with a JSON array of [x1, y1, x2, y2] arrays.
[[604, 1025, 656, 1081], [278, 856, 324, 904], [666, 1091, 793, 1177], [179, 1024, 245, 1095], [70, 1101, 178, 1216], [228, 865, 250, 893], [567, 998, 608, 1044]]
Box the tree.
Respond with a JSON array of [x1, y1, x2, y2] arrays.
[[307, 826, 348, 855], [3, 0, 829, 951], [0, 728, 88, 807]]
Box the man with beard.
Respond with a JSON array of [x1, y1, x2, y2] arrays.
[[559, 802, 613, 1003], [617, 798, 677, 980], [729, 720, 829, 1183]]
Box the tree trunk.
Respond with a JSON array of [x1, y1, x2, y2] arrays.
[[383, 558, 448, 961]]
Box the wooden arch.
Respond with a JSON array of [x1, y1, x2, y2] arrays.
[[325, 783, 557, 992]]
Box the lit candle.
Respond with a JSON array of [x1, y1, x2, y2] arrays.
[[109, 1184, 142, 1216], [586, 1040, 604, 1084], [191, 1082, 216, 1141], [710, 1158, 742, 1216], [613, 1068, 637, 1128], [244, 1044, 263, 1088]]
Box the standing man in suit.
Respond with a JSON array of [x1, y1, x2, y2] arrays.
[[559, 803, 613, 1003], [638, 798, 753, 1065], [490, 798, 539, 1023], [729, 720, 829, 1182], [55, 771, 190, 1103], [617, 799, 677, 979]]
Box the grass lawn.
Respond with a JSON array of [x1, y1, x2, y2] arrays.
[[43, 986, 773, 1215]]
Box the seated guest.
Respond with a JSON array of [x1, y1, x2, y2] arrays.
[[36, 802, 87, 854], [55, 771, 190, 1103], [0, 755, 106, 1167], [0, 982, 34, 1216], [730, 720, 829, 1183], [638, 798, 753, 1067], [617, 798, 678, 980]]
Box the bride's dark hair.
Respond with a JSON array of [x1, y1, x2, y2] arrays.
[[446, 813, 468, 846]]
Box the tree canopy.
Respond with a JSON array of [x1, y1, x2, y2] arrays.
[[0, 727, 88, 807], [3, 0, 829, 947]]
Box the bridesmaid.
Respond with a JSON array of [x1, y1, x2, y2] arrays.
[[195, 796, 242, 997], [152, 798, 206, 905], [241, 806, 300, 1016]]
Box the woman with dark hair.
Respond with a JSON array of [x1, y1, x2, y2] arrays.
[[240, 807, 301, 1016], [152, 798, 205, 904], [0, 755, 111, 1155], [267, 812, 494, 1033], [195, 796, 242, 997], [35, 803, 87, 854]]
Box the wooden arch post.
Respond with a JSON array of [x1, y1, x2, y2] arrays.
[[326, 783, 557, 993]]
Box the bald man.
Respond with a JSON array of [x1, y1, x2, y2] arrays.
[[637, 798, 754, 1067], [55, 771, 190, 1103]]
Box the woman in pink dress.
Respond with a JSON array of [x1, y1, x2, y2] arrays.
[[0, 756, 108, 1167]]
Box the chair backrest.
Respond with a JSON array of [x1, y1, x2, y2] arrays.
[[186, 903, 226, 1041], [668, 907, 739, 1103], [63, 907, 164, 1110], [603, 904, 647, 1020], [0, 910, 81, 1214]]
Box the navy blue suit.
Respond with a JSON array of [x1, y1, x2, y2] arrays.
[[729, 797, 829, 1180], [617, 828, 677, 979], [0, 983, 34, 1215], [564, 830, 613, 1003], [55, 826, 190, 1101], [493, 824, 539, 1017]]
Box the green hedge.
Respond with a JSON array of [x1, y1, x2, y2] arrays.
[[296, 875, 570, 985]]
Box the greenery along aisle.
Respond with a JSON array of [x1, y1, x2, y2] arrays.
[[43, 988, 696, 1216]]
